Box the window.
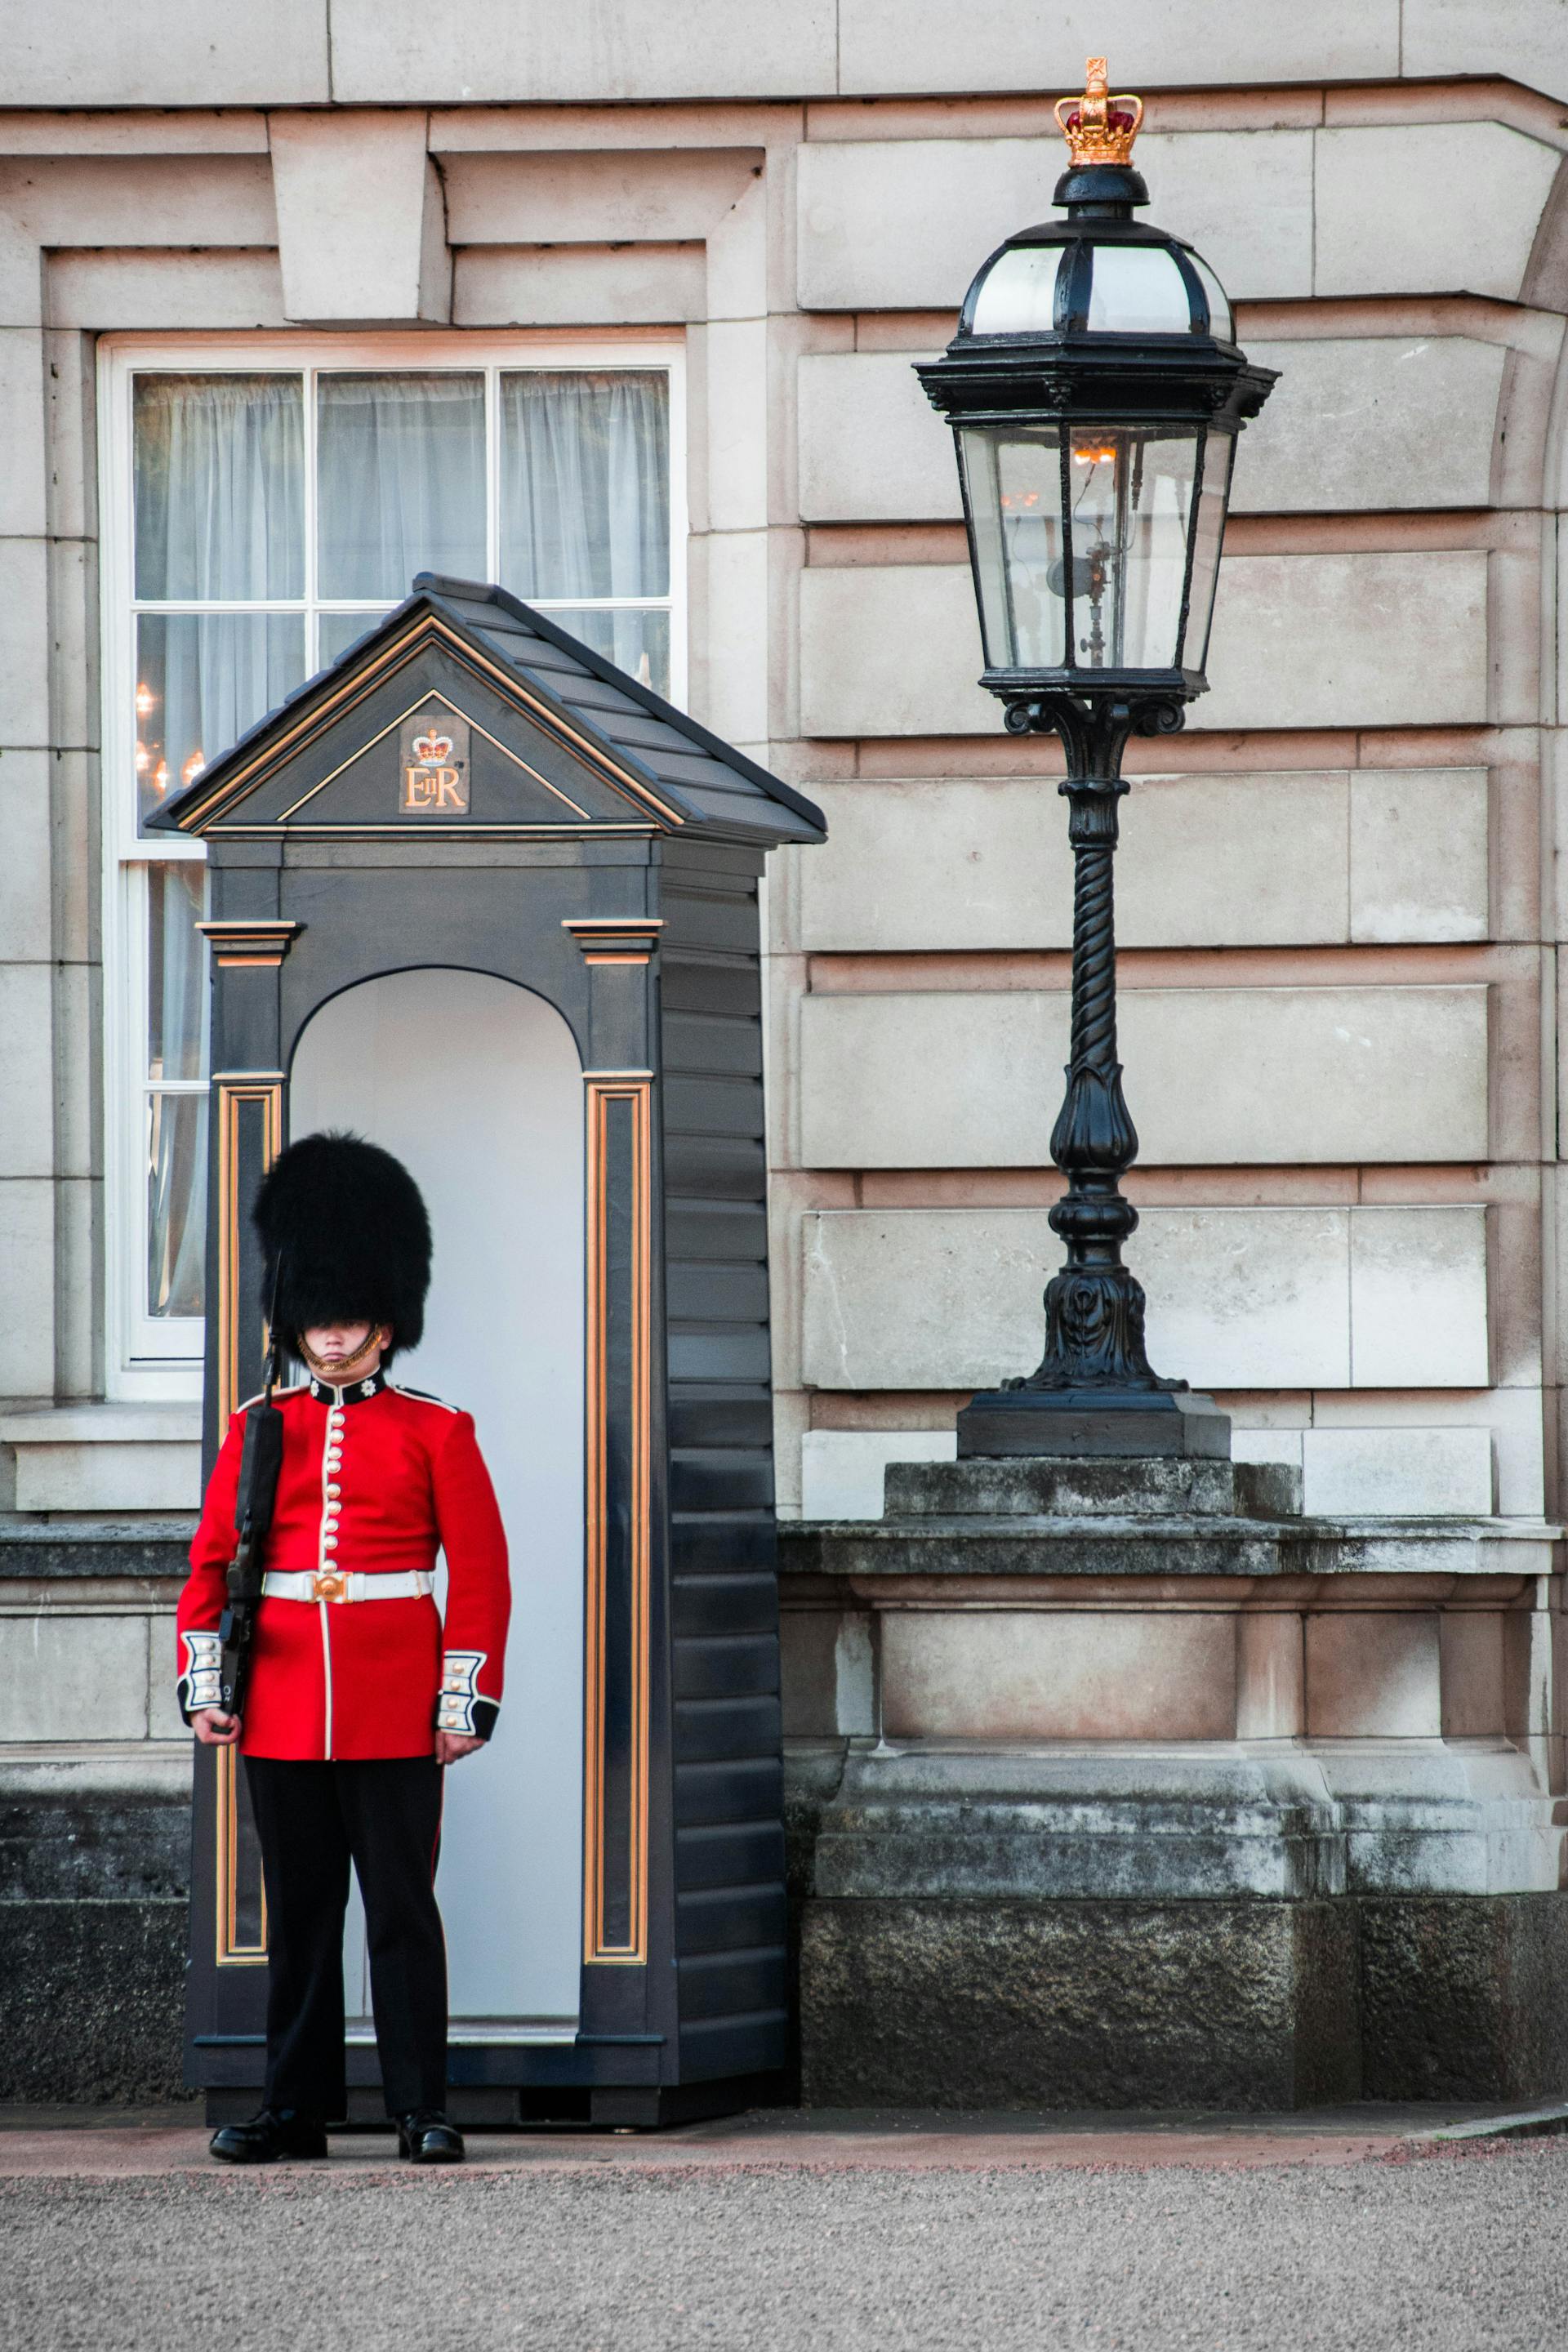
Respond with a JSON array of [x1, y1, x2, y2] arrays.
[[100, 336, 684, 1392]]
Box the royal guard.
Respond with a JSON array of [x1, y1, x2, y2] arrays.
[[176, 1132, 510, 2165]]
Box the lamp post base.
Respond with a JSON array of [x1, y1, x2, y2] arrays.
[[956, 1386, 1231, 1460]]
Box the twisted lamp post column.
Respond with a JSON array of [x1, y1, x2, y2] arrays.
[[955, 688, 1220, 1458], [1012, 691, 1183, 1395]]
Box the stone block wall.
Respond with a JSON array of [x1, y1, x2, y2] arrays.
[[0, 17, 1559, 1524]]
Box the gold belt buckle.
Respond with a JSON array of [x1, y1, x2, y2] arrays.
[[313, 1568, 348, 1603]]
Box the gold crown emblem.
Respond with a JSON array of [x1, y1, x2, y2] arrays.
[[1054, 57, 1143, 167], [412, 725, 454, 765]]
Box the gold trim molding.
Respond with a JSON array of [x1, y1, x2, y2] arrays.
[[213, 1074, 283, 1967], [215, 1744, 267, 1967], [198, 919, 301, 970], [582, 1074, 653, 1967], [215, 1077, 284, 1432], [562, 917, 665, 967]]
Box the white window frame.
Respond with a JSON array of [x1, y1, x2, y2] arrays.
[[98, 329, 688, 1398]]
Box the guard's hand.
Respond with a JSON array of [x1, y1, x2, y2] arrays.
[[436, 1732, 485, 1766], [193, 1708, 240, 1746]]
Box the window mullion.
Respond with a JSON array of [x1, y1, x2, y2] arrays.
[[487, 362, 501, 588], [303, 364, 319, 670], [131, 599, 308, 614]]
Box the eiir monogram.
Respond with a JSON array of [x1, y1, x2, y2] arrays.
[[399, 707, 471, 814]]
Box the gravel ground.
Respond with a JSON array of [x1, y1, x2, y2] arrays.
[[3, 2140, 1565, 2352]]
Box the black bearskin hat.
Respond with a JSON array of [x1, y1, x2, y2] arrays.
[[253, 1131, 431, 1361]]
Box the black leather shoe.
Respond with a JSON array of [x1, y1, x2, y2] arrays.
[[396, 2110, 465, 2164], [209, 2108, 328, 2164]]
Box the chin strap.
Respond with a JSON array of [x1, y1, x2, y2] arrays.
[[296, 1326, 390, 1384]]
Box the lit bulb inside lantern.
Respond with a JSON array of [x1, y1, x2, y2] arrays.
[[1072, 443, 1119, 466], [135, 682, 156, 719], [181, 750, 205, 786], [154, 760, 170, 795]]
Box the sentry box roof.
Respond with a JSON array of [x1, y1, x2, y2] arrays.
[[148, 572, 826, 850]]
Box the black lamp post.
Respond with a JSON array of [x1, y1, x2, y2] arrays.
[[917, 60, 1277, 1459]]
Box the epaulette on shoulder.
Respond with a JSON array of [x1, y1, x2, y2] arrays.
[[235, 1383, 305, 1414], [392, 1384, 461, 1415]]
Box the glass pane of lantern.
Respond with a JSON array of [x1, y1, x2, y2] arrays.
[[1064, 428, 1199, 670], [956, 425, 1067, 670], [1085, 245, 1193, 336], [134, 612, 305, 834], [1191, 255, 1233, 342], [1181, 432, 1235, 671], [969, 244, 1067, 336]]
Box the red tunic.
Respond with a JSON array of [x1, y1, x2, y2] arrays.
[[176, 1373, 510, 1761]]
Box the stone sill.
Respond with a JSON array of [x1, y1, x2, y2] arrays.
[[0, 1519, 195, 1579], [0, 1744, 192, 1798], [0, 1406, 200, 1445], [781, 1515, 1563, 1586]]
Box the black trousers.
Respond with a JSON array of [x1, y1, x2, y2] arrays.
[[243, 1756, 448, 2118]]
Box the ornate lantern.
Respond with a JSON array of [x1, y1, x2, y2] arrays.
[[917, 61, 1278, 1455]]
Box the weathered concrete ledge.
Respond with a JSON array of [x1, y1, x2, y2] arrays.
[[781, 1512, 1561, 1584], [0, 1517, 195, 1579]]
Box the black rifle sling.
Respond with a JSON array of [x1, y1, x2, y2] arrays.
[[217, 1396, 285, 1719], [216, 1260, 287, 1720]]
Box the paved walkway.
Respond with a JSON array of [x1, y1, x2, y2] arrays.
[[4, 2105, 1566, 2352], [1, 2096, 1564, 2177]]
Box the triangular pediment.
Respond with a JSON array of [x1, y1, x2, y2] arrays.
[[164, 613, 683, 839], [150, 579, 826, 848]]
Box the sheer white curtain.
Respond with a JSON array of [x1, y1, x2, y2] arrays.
[[501, 371, 668, 596], [145, 863, 208, 1319], [133, 375, 305, 833], [136, 613, 302, 831], [316, 372, 486, 599], [135, 373, 303, 602], [132, 374, 305, 1322], [500, 371, 670, 684]]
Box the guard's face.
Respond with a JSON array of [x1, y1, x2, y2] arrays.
[[299, 1322, 388, 1376]]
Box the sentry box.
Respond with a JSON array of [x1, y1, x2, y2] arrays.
[[150, 575, 825, 2127]]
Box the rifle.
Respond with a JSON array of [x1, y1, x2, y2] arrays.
[[216, 1271, 287, 1722]]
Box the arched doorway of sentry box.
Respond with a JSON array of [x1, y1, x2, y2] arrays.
[[291, 967, 584, 2047]]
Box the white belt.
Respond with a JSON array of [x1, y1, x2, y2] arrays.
[[261, 1568, 435, 1606]]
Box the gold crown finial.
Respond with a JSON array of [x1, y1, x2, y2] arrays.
[[1054, 56, 1143, 167]]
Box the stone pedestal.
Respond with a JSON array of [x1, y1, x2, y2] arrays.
[[780, 1457, 1568, 2109], [956, 1386, 1232, 1459]]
